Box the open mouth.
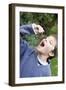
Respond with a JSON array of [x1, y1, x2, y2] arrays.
[[40, 42, 45, 47]]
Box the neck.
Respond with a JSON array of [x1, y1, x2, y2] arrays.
[[38, 53, 48, 62]]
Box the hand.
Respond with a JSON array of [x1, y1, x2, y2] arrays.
[[32, 23, 45, 34]]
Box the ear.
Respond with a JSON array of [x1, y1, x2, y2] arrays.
[[49, 52, 54, 57]]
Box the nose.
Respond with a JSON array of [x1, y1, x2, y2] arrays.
[[44, 39, 47, 42]]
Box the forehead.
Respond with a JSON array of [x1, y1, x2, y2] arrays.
[[47, 36, 56, 46], [47, 36, 55, 40]]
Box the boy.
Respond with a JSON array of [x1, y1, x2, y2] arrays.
[[20, 23, 57, 77]]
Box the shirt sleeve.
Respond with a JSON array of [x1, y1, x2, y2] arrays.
[[20, 24, 35, 35], [20, 24, 35, 61], [20, 40, 29, 60]]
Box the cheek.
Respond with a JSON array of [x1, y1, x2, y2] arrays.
[[37, 44, 52, 54], [39, 46, 49, 54], [43, 46, 51, 53]]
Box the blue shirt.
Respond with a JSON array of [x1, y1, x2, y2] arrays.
[[20, 24, 51, 77]]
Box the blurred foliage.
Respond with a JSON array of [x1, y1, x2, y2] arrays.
[[20, 12, 58, 35], [22, 34, 45, 47], [20, 12, 58, 76], [51, 57, 58, 76]]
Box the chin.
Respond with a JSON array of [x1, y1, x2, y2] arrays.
[[36, 46, 43, 54]]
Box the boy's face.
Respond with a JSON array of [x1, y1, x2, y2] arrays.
[[36, 36, 56, 57]]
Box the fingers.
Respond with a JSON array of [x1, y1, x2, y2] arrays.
[[32, 23, 45, 34], [37, 25, 45, 33]]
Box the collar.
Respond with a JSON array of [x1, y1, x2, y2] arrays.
[[37, 55, 48, 66]]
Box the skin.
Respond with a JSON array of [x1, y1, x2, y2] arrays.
[[34, 24, 57, 62], [36, 36, 56, 62]]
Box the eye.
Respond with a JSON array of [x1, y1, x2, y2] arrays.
[[49, 40, 53, 45]]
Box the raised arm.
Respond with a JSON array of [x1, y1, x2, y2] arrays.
[[20, 24, 45, 59], [20, 24, 34, 35], [20, 23, 44, 35]]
